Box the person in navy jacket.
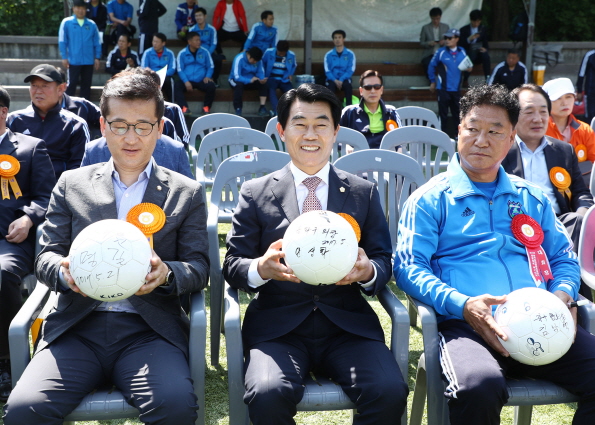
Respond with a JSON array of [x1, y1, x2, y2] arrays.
[[262, 41, 296, 115], [174, 32, 217, 115], [428, 28, 472, 133], [105, 33, 139, 76], [141, 32, 177, 103], [175, 0, 198, 39], [58, 0, 101, 101], [324, 30, 356, 106], [244, 11, 278, 54], [229, 47, 268, 116]]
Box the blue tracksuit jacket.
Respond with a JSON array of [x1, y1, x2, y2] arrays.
[[188, 23, 218, 54], [244, 22, 278, 53], [141, 47, 176, 76], [262, 48, 296, 82], [229, 52, 265, 85], [176, 46, 214, 83], [324, 47, 356, 82], [58, 16, 101, 65], [427, 46, 468, 92]]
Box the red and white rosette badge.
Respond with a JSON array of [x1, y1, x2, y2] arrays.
[[511, 214, 553, 287]]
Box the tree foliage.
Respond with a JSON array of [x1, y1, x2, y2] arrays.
[[534, 0, 595, 41], [0, 0, 64, 36]]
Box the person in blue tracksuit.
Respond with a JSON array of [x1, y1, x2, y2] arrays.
[[174, 32, 217, 115], [229, 47, 268, 116], [243, 10, 278, 54], [106, 0, 135, 46], [262, 41, 296, 115], [189, 7, 224, 84], [175, 0, 198, 39], [340, 69, 402, 149], [395, 84, 595, 425], [428, 28, 471, 133], [324, 29, 356, 106], [141, 32, 177, 102], [58, 0, 101, 101]]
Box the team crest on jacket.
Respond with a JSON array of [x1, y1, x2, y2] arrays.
[[507, 200, 523, 218]]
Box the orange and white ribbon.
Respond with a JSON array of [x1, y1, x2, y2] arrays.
[[549, 167, 572, 201], [0, 155, 22, 200], [385, 120, 399, 132], [126, 203, 166, 248], [575, 144, 587, 162], [338, 212, 361, 242]]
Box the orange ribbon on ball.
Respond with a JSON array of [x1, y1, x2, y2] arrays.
[[338, 213, 361, 242], [385, 120, 399, 132], [126, 203, 166, 248], [575, 144, 587, 162], [0, 155, 22, 200], [549, 167, 572, 201]]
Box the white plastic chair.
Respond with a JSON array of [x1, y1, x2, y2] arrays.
[[395, 106, 440, 128], [264, 116, 285, 151], [332, 126, 370, 161], [188, 113, 250, 150]]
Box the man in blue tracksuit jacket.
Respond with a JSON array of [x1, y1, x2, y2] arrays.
[[395, 84, 595, 425], [262, 41, 296, 113], [229, 47, 267, 116], [174, 32, 216, 115], [244, 10, 278, 54], [141, 32, 177, 102], [189, 7, 224, 84], [428, 28, 471, 134], [175, 0, 198, 38], [58, 0, 101, 101], [324, 29, 356, 106]]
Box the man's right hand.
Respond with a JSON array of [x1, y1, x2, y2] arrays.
[[335, 79, 343, 89], [250, 76, 259, 83], [60, 258, 88, 297], [256, 239, 300, 283], [463, 294, 509, 356], [62, 59, 69, 69], [185, 81, 193, 91], [429, 82, 436, 93]]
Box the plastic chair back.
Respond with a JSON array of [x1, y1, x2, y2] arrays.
[[334, 150, 426, 254], [188, 113, 250, 150], [208, 150, 291, 365], [195, 127, 276, 188], [264, 116, 285, 151], [380, 125, 455, 178], [591, 116, 595, 131], [396, 106, 440, 128], [590, 161, 595, 197], [332, 126, 370, 161]]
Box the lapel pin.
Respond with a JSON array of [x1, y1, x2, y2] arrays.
[[157, 185, 162, 191], [340, 187, 345, 192]]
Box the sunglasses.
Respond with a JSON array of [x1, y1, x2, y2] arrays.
[[444, 36, 454, 40], [362, 84, 383, 91]]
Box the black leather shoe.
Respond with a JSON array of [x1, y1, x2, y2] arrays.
[[0, 359, 12, 402]]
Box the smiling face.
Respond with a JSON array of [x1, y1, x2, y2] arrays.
[[457, 104, 515, 182], [516, 89, 549, 147], [551, 93, 575, 120], [262, 14, 274, 27], [101, 98, 163, 175], [29, 77, 65, 116], [195, 11, 205, 25], [277, 99, 339, 175]]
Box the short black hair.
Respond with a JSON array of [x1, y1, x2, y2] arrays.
[[153, 32, 167, 43], [0, 86, 10, 110], [186, 31, 200, 42], [195, 7, 207, 15], [247, 46, 263, 61], [118, 33, 131, 43], [277, 83, 341, 130], [507, 48, 520, 56], [100, 72, 164, 121], [360, 70, 383, 87], [470, 9, 482, 21], [332, 29, 346, 39], [459, 84, 519, 126], [276, 40, 289, 53], [512, 83, 552, 114], [261, 10, 273, 20], [127, 66, 161, 87], [430, 7, 442, 17]]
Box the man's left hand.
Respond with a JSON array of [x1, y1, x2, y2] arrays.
[[135, 250, 169, 295], [554, 290, 578, 341], [94, 59, 100, 70], [335, 247, 374, 285], [5, 215, 33, 244]]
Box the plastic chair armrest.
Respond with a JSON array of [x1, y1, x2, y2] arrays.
[[377, 286, 410, 376], [577, 295, 595, 333], [188, 290, 207, 425]]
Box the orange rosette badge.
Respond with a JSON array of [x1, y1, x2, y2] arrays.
[[575, 144, 588, 162], [338, 213, 361, 242], [0, 155, 22, 200], [126, 203, 166, 248], [549, 167, 572, 200], [385, 120, 399, 132]]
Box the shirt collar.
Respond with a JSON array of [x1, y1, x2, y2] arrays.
[[0, 130, 7, 143], [447, 153, 516, 199], [290, 161, 330, 187], [363, 102, 382, 116], [108, 158, 153, 187], [516, 134, 547, 154]]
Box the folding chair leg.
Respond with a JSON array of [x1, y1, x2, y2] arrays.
[[210, 275, 223, 366], [409, 302, 418, 326], [410, 363, 427, 425], [514, 405, 533, 425]]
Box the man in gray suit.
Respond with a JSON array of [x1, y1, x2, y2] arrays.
[[420, 7, 450, 80], [3, 72, 209, 425]]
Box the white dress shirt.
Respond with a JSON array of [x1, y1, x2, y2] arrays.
[[247, 162, 376, 288]]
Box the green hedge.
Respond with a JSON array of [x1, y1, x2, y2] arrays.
[[0, 0, 64, 36]]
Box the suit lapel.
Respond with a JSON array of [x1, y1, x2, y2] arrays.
[[543, 138, 560, 171], [271, 165, 300, 222], [0, 131, 18, 156], [91, 162, 119, 219], [506, 142, 525, 178], [142, 160, 169, 208], [327, 165, 350, 213]]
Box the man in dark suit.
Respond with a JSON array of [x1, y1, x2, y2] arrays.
[[81, 134, 194, 179], [222, 84, 408, 425], [459, 9, 491, 87], [0, 86, 55, 402], [502, 83, 594, 299], [420, 7, 450, 80], [3, 73, 209, 424]]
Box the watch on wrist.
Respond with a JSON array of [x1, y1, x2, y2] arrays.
[[162, 265, 174, 287]]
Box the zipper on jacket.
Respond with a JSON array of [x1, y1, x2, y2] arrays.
[[491, 198, 514, 291]]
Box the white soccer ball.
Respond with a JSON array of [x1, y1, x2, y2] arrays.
[[494, 287, 574, 366], [282, 210, 359, 285], [69, 219, 153, 302]]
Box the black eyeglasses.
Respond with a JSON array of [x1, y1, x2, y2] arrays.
[[444, 36, 454, 40], [107, 120, 159, 136], [362, 84, 383, 91]]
